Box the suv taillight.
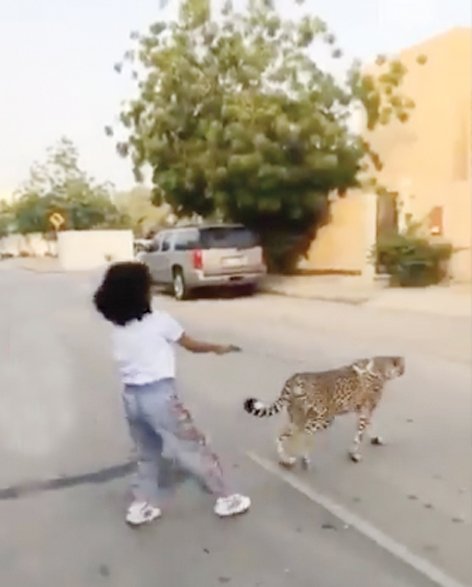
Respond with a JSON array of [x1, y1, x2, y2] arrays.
[[192, 249, 203, 269]]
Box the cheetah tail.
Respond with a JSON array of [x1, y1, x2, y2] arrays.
[[243, 396, 286, 418]]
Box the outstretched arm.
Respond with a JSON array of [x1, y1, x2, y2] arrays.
[[178, 333, 241, 355]]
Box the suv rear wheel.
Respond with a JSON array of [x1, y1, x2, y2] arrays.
[[172, 267, 189, 301]]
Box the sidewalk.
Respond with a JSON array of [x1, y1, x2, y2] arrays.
[[261, 274, 472, 318]]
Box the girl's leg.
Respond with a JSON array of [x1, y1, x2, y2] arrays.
[[127, 417, 163, 505], [140, 379, 250, 517], [163, 394, 251, 517], [123, 389, 164, 525], [166, 396, 229, 497]]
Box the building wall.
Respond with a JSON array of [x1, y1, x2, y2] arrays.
[[57, 230, 134, 271], [441, 180, 471, 282], [300, 191, 376, 276], [400, 179, 471, 282], [304, 28, 471, 282], [368, 28, 471, 186], [367, 27, 471, 282], [0, 233, 57, 257]]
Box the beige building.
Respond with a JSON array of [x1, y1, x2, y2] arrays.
[[304, 28, 471, 282]]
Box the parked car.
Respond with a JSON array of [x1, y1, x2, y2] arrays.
[[140, 224, 266, 299], [134, 238, 152, 260]]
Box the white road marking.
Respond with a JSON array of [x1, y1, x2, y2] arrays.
[[247, 451, 467, 587]]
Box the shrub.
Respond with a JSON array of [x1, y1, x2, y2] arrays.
[[374, 230, 453, 287]]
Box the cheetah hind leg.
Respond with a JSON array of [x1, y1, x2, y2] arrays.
[[276, 426, 299, 468]]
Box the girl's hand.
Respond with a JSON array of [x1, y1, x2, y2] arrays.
[[215, 344, 241, 355], [178, 334, 241, 355]]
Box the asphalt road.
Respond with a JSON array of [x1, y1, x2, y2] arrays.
[[0, 266, 470, 587]]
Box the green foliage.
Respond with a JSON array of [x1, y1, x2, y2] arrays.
[[112, 0, 422, 272], [114, 185, 170, 237], [0, 202, 14, 238], [12, 137, 128, 234], [374, 223, 453, 287]]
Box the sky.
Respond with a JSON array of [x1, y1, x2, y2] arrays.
[[0, 0, 470, 197]]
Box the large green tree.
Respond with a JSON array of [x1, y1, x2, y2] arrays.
[[12, 137, 128, 234], [112, 0, 423, 271]]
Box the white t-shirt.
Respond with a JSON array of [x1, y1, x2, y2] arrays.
[[111, 311, 184, 385]]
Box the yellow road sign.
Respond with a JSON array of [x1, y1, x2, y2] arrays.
[[49, 212, 65, 230]]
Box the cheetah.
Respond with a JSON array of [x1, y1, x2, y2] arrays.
[[244, 356, 405, 468]]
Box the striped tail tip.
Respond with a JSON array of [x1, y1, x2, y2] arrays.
[[244, 398, 257, 413], [244, 398, 267, 417]]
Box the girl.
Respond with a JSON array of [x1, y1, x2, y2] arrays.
[[94, 261, 250, 525]]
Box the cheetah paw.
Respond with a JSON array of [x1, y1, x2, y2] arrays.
[[278, 458, 296, 469], [349, 451, 362, 463], [300, 457, 311, 471], [370, 436, 384, 446]]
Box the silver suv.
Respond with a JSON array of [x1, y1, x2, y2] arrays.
[[141, 224, 266, 299]]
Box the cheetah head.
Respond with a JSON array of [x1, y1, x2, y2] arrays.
[[352, 356, 405, 380]]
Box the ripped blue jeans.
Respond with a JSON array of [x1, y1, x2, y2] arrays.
[[122, 378, 228, 505]]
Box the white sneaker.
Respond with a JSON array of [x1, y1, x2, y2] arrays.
[[214, 494, 251, 517], [126, 501, 162, 526]]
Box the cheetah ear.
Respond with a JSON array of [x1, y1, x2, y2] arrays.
[[352, 360, 367, 375], [352, 358, 374, 375], [365, 359, 375, 373]]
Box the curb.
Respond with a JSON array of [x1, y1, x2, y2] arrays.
[[19, 265, 64, 274], [259, 286, 370, 306], [259, 285, 472, 319]]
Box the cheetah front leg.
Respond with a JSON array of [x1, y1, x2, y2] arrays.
[[361, 413, 385, 446], [300, 419, 327, 470], [349, 413, 385, 461], [349, 413, 371, 463], [369, 427, 385, 446], [300, 433, 315, 470]]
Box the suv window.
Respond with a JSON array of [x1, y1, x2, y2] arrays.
[[161, 233, 173, 252], [174, 229, 200, 251], [200, 227, 259, 249]]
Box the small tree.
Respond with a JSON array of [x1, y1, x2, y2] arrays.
[[111, 0, 423, 271], [13, 137, 128, 234], [114, 185, 171, 236]]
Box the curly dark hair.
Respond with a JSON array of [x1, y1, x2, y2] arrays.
[[93, 262, 152, 326]]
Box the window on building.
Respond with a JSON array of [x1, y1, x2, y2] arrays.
[[376, 191, 399, 240], [429, 206, 443, 236]]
